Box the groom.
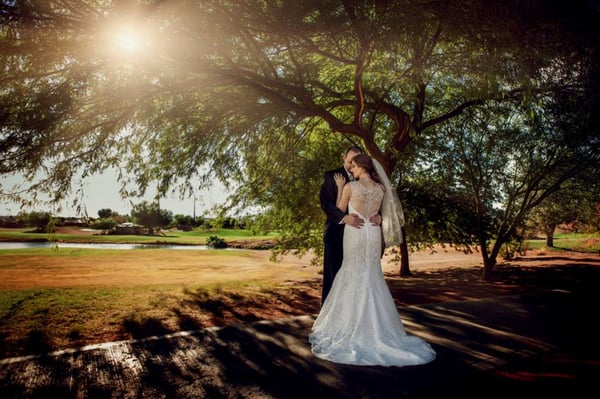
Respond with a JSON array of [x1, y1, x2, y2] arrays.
[[319, 145, 381, 305]]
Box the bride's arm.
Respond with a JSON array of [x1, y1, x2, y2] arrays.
[[333, 173, 346, 209], [336, 184, 351, 213]]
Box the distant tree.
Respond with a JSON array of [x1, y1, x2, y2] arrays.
[[194, 216, 206, 228], [235, 216, 248, 230], [209, 215, 224, 230], [90, 218, 117, 235], [131, 201, 173, 235], [111, 213, 129, 225], [222, 216, 237, 229], [25, 211, 52, 232], [173, 214, 195, 227], [527, 179, 600, 247], [97, 208, 112, 219]]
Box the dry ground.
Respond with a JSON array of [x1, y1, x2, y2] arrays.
[[2, 227, 599, 396], [2, 226, 599, 351], [3, 230, 598, 327]]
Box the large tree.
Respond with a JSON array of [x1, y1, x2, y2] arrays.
[[410, 93, 599, 279], [1, 0, 597, 273]]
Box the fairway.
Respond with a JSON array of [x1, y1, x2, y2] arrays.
[[1, 242, 596, 359], [0, 248, 318, 289], [0, 247, 324, 358]]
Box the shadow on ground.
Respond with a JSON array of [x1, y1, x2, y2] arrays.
[[1, 284, 598, 398], [3, 256, 599, 360]]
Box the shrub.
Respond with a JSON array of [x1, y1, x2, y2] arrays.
[[206, 235, 228, 249]]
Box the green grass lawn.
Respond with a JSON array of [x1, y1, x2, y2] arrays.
[[2, 227, 597, 253], [524, 232, 600, 253], [0, 227, 280, 245]]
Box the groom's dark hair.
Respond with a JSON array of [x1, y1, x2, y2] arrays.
[[344, 145, 363, 155]]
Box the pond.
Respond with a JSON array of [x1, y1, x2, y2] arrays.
[[0, 242, 211, 250]]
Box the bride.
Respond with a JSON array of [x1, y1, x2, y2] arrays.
[[309, 153, 436, 367]]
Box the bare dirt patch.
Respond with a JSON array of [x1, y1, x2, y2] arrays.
[[54, 226, 98, 235]]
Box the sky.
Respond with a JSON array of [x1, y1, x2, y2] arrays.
[[0, 168, 229, 218], [0, 23, 237, 219]]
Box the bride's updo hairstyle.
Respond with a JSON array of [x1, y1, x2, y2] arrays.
[[352, 154, 383, 185]]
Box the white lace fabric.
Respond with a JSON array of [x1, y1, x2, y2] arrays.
[[347, 181, 384, 220], [309, 183, 436, 367]]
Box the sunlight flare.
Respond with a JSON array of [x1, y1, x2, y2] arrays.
[[114, 28, 143, 53]]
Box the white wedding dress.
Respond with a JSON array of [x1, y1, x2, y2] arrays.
[[309, 182, 436, 367]]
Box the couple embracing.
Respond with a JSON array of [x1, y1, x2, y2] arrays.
[[308, 146, 436, 367]]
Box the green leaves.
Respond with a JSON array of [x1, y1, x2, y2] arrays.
[[0, 0, 597, 265]]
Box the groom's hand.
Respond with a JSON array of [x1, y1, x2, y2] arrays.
[[369, 214, 382, 226], [343, 213, 365, 228]]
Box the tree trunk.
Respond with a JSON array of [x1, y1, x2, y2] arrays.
[[481, 239, 500, 281], [479, 235, 494, 281], [545, 224, 556, 247], [482, 256, 495, 281], [399, 226, 411, 276]]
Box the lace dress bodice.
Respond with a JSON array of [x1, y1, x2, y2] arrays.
[[348, 181, 384, 219]]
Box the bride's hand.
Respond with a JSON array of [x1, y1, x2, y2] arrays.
[[333, 173, 346, 190]]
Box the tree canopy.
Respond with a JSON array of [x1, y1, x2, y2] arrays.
[[1, 0, 598, 273]]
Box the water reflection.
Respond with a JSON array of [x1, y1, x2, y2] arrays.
[[0, 242, 210, 250]]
